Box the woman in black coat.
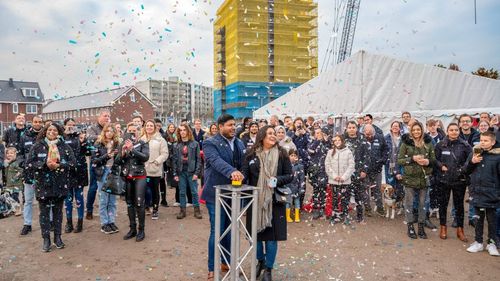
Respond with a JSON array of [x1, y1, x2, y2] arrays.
[[31, 123, 76, 252], [62, 118, 88, 233], [434, 123, 471, 242], [242, 125, 293, 281], [115, 132, 149, 242]]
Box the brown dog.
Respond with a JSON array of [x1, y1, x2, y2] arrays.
[[381, 184, 396, 219]]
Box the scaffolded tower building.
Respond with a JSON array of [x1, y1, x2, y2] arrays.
[[214, 0, 318, 119]]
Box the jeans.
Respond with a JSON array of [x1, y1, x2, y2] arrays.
[[23, 183, 36, 226], [65, 185, 85, 220], [438, 183, 466, 227], [159, 174, 167, 203], [39, 197, 64, 238], [365, 172, 383, 210], [179, 171, 199, 208], [146, 177, 161, 211], [405, 187, 427, 224], [206, 202, 231, 272], [86, 167, 99, 214], [473, 207, 497, 244], [496, 208, 500, 239], [257, 240, 278, 269], [125, 178, 147, 230], [286, 197, 301, 209], [310, 172, 327, 210], [98, 168, 116, 225]]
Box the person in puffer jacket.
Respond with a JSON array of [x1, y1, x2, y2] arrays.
[[465, 131, 500, 256], [325, 135, 355, 224], [434, 123, 471, 242], [284, 149, 306, 223], [344, 121, 370, 222], [307, 127, 329, 220]]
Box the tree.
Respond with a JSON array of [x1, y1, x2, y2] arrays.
[[448, 63, 461, 71], [434, 64, 446, 69], [472, 67, 499, 80]]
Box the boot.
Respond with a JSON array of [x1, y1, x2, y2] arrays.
[[294, 208, 301, 223], [256, 259, 265, 279], [177, 207, 186, 219], [425, 213, 437, 230], [64, 219, 74, 233], [54, 235, 65, 249], [42, 237, 51, 252], [312, 209, 322, 220], [73, 219, 83, 233], [407, 224, 417, 239], [124, 205, 137, 240], [136, 226, 145, 242], [194, 206, 203, 219], [457, 227, 468, 242], [418, 223, 428, 239], [439, 225, 447, 239], [286, 208, 293, 223], [261, 268, 272, 281]]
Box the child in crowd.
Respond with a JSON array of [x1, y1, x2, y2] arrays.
[[466, 131, 500, 256], [285, 149, 305, 223], [3, 147, 24, 215]]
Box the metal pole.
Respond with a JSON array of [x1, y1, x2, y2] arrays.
[[230, 190, 239, 280], [250, 188, 258, 281], [214, 187, 221, 281]]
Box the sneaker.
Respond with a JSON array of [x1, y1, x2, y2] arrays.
[[186, 203, 193, 207], [466, 241, 484, 253], [20, 225, 32, 236], [486, 243, 500, 256], [173, 202, 180, 207], [101, 224, 114, 234], [109, 223, 119, 233], [152, 211, 159, 220], [160, 201, 169, 207]]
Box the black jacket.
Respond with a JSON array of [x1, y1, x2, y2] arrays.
[[344, 132, 370, 179], [3, 126, 27, 152], [365, 133, 389, 175], [172, 140, 201, 177], [31, 138, 76, 199], [18, 127, 41, 183], [460, 128, 480, 147], [243, 147, 293, 241], [434, 137, 471, 185], [306, 139, 329, 176], [240, 132, 256, 151], [91, 142, 118, 181], [115, 140, 149, 177], [193, 129, 205, 150], [466, 142, 500, 208], [64, 132, 89, 187]]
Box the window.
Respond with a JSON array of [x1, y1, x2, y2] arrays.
[[12, 103, 18, 114], [22, 88, 38, 97], [26, 104, 37, 114], [130, 93, 136, 102]]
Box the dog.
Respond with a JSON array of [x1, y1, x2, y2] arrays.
[[381, 184, 396, 219]]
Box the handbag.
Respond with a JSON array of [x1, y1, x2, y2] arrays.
[[274, 186, 292, 204], [101, 172, 126, 195]]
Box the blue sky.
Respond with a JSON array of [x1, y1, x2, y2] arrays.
[[0, 0, 498, 99]]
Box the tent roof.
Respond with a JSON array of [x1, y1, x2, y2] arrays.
[[254, 50, 500, 120]]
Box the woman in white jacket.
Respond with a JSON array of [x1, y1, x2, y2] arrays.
[[141, 120, 169, 220], [325, 135, 355, 224]]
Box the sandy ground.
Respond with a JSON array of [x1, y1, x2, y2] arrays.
[[1, 188, 499, 281]]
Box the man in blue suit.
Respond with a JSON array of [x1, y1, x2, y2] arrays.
[[201, 114, 245, 279]]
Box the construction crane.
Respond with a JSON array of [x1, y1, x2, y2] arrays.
[[321, 0, 361, 72]]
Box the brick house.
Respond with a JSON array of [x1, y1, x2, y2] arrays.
[[42, 86, 156, 125], [0, 78, 45, 128]]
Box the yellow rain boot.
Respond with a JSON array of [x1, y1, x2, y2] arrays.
[[286, 208, 293, 223], [294, 208, 300, 223]]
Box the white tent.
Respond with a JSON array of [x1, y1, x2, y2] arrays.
[[254, 50, 500, 131]]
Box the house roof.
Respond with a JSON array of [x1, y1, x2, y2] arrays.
[[42, 86, 155, 113], [0, 79, 45, 103]]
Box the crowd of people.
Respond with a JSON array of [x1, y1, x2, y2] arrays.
[[0, 110, 499, 281]]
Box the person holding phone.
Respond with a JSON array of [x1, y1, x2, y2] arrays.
[[92, 123, 121, 234]]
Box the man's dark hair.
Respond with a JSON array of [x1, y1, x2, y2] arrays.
[[401, 111, 411, 117], [154, 118, 162, 124], [365, 114, 373, 120], [217, 114, 235, 126], [181, 118, 189, 123], [458, 113, 472, 123], [243, 117, 252, 125]]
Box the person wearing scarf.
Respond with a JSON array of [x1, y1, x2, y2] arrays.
[[243, 126, 293, 281], [31, 123, 76, 252]]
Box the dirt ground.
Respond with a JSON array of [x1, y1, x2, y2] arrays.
[[1, 188, 499, 281]]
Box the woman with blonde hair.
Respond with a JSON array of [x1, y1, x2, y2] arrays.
[[92, 123, 121, 234], [141, 120, 169, 220]]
